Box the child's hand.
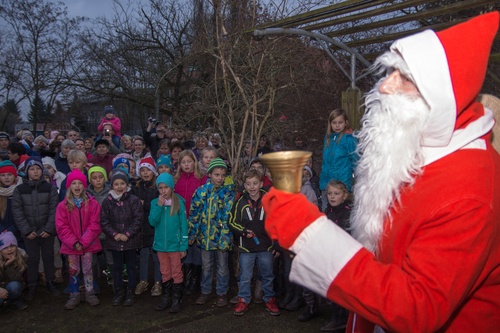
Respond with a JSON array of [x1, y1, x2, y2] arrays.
[[40, 231, 50, 238], [114, 233, 123, 241], [246, 230, 254, 238], [188, 239, 194, 246], [27, 232, 37, 240], [0, 287, 8, 299], [158, 196, 165, 206], [180, 251, 187, 259], [74, 242, 83, 251], [120, 234, 129, 242]]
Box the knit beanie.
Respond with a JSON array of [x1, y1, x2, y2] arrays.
[[66, 169, 88, 189], [138, 156, 158, 176], [156, 172, 175, 189], [113, 157, 130, 173], [42, 157, 57, 171], [110, 169, 129, 185], [156, 154, 174, 171], [87, 165, 108, 182], [303, 166, 313, 177], [104, 105, 114, 115], [0, 231, 18, 252], [0, 160, 17, 177], [207, 157, 227, 174], [25, 156, 44, 173], [0, 132, 10, 140]]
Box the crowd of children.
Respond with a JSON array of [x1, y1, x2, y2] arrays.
[[0, 106, 357, 332]]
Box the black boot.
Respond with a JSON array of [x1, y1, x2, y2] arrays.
[[123, 289, 135, 306], [284, 284, 305, 311], [278, 278, 294, 309], [183, 264, 193, 294], [155, 280, 172, 311], [186, 265, 201, 296], [24, 283, 37, 302], [298, 288, 319, 321], [320, 303, 348, 332], [47, 281, 61, 296], [170, 282, 184, 313], [112, 289, 123, 306]]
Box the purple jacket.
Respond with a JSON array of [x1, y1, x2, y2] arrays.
[[55, 196, 102, 255]]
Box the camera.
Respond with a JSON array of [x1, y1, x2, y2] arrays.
[[104, 128, 110, 137], [148, 117, 158, 124]]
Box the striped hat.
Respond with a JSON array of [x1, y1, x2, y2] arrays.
[[207, 157, 227, 174]]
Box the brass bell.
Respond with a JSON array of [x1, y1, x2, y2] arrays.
[[260, 151, 312, 193]]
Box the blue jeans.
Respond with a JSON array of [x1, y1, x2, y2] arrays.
[[200, 249, 229, 296], [0, 281, 23, 305], [139, 246, 161, 282], [238, 251, 274, 303]]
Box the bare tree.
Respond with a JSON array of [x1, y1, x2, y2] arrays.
[[0, 0, 84, 125]]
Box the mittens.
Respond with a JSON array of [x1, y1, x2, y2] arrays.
[[263, 187, 324, 250]]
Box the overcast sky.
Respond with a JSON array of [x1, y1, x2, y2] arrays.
[[60, 0, 137, 19]]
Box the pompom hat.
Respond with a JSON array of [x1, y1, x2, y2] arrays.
[[138, 156, 158, 176], [388, 12, 499, 148], [156, 173, 175, 189], [66, 169, 88, 189]]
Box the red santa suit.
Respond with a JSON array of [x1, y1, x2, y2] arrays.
[[263, 12, 500, 333]]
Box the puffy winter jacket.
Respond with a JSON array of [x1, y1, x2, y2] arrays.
[[149, 194, 188, 253], [12, 178, 59, 237], [188, 179, 234, 251], [100, 191, 143, 251], [55, 196, 102, 255]]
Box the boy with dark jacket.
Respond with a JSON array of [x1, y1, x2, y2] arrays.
[[229, 169, 280, 316]]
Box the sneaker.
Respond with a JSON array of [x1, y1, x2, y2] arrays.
[[195, 293, 211, 305], [12, 300, 28, 310], [233, 298, 248, 316], [216, 294, 228, 307], [150, 281, 162, 297], [265, 297, 280, 316], [230, 295, 240, 304], [135, 280, 149, 295]]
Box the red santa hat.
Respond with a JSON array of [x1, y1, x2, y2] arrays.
[[138, 156, 158, 176], [389, 12, 499, 148]]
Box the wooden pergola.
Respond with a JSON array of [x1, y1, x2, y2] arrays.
[[251, 0, 500, 128]]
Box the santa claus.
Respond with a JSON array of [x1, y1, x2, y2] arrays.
[[263, 12, 500, 333]]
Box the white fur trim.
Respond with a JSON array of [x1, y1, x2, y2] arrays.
[[391, 30, 456, 147], [422, 109, 494, 166], [289, 216, 363, 297]]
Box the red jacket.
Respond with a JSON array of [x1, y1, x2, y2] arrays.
[[55, 196, 102, 255]]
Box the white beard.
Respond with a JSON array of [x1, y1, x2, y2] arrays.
[[350, 85, 430, 254]]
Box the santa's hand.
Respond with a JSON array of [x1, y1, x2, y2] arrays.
[[263, 187, 324, 250]]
